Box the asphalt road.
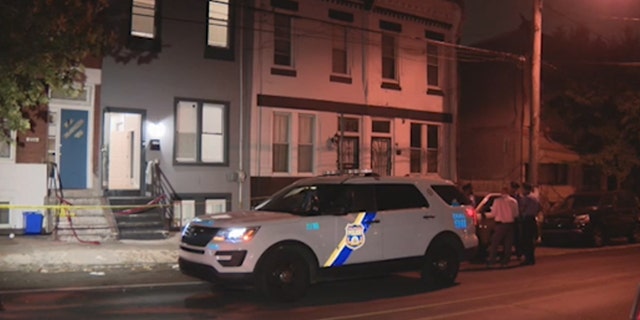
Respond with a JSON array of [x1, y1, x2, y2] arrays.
[[1, 244, 639, 320]]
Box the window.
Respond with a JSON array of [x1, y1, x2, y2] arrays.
[[431, 185, 471, 206], [426, 32, 444, 88], [427, 125, 439, 173], [206, 0, 234, 60], [332, 25, 348, 74], [337, 116, 359, 170], [0, 124, 16, 162], [205, 198, 227, 214], [539, 163, 568, 185], [175, 100, 228, 165], [273, 113, 290, 172], [208, 0, 230, 48], [131, 0, 156, 38], [410, 123, 422, 173], [0, 202, 8, 225], [274, 14, 293, 67], [298, 114, 314, 173], [381, 34, 397, 80], [372, 120, 390, 133], [375, 184, 429, 210]]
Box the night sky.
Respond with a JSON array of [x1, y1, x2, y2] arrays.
[[462, 0, 640, 45]]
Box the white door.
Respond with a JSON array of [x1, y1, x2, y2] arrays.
[[104, 112, 142, 191]]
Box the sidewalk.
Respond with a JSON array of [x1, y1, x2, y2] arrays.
[[0, 233, 181, 273], [1, 232, 637, 274]]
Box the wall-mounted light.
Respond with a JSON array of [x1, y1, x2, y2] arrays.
[[147, 122, 166, 139]]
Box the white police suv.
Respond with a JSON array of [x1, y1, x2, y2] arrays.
[[178, 171, 478, 301]]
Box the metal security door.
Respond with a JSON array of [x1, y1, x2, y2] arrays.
[[60, 109, 89, 189], [371, 137, 391, 176]]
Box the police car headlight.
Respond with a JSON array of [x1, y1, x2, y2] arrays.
[[213, 227, 260, 243]]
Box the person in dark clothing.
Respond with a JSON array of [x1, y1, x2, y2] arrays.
[[519, 183, 541, 265], [509, 181, 523, 260]]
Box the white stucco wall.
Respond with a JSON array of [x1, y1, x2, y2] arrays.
[[0, 164, 47, 230]]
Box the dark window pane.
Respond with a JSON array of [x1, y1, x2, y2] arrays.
[[372, 120, 390, 133], [338, 117, 359, 132], [332, 49, 347, 74], [427, 149, 438, 173], [427, 65, 439, 86], [374, 184, 429, 210], [427, 125, 438, 148], [410, 123, 421, 148], [431, 185, 471, 206]]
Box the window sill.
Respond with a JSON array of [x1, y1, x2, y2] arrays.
[[330, 75, 352, 84], [427, 88, 444, 96], [381, 82, 401, 91], [271, 67, 297, 77]]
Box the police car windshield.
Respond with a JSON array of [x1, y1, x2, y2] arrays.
[[254, 183, 371, 216]]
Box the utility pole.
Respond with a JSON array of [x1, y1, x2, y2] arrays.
[[529, 0, 542, 185]]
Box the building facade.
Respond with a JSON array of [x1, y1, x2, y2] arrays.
[[1, 0, 463, 232]]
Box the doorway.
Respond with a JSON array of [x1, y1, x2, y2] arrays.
[[102, 109, 144, 194]]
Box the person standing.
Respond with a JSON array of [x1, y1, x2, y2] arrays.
[[509, 181, 523, 260], [518, 183, 541, 266], [487, 186, 520, 267], [462, 183, 476, 207]]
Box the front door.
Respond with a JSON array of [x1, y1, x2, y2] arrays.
[[103, 110, 143, 193], [371, 137, 391, 176], [60, 109, 89, 189]]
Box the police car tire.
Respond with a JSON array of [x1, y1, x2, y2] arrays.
[[421, 242, 459, 288], [255, 246, 310, 302]]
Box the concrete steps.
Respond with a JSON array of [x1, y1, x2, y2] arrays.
[[53, 195, 118, 243], [110, 197, 169, 240]]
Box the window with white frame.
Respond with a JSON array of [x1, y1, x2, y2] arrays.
[[426, 31, 444, 88], [208, 0, 230, 48], [381, 34, 397, 80], [274, 14, 293, 67], [298, 114, 314, 173], [427, 124, 439, 173], [175, 100, 227, 165], [205, 198, 227, 214], [332, 25, 348, 74], [131, 0, 156, 38], [272, 113, 290, 172]]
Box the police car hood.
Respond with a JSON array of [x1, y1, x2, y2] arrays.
[[189, 210, 299, 228]]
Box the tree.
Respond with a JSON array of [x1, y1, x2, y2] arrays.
[[0, 0, 152, 141], [544, 26, 640, 190]]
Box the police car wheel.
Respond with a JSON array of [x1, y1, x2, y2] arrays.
[[256, 247, 310, 302], [421, 243, 459, 288]]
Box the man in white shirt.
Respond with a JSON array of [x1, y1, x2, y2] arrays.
[[487, 186, 520, 267]]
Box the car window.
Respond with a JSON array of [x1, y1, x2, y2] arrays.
[[255, 183, 376, 216], [431, 185, 471, 206], [562, 194, 601, 209], [616, 192, 636, 208], [316, 184, 375, 214], [600, 194, 614, 207], [375, 184, 429, 210]]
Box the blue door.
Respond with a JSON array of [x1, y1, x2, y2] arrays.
[[60, 109, 88, 189]]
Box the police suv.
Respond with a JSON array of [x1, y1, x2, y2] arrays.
[[178, 171, 478, 301]]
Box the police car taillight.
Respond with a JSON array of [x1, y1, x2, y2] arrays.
[[465, 207, 478, 226]]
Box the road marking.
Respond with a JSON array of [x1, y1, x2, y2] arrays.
[[317, 270, 639, 320], [0, 280, 204, 295]]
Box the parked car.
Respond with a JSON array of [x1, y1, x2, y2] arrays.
[[540, 191, 640, 247], [472, 193, 504, 260], [178, 171, 478, 301]]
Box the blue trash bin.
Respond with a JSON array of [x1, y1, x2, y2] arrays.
[[23, 212, 44, 235]]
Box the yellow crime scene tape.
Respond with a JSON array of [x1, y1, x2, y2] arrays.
[[0, 203, 171, 217]]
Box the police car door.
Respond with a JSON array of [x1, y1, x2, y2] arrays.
[[321, 184, 383, 267], [375, 183, 436, 260]]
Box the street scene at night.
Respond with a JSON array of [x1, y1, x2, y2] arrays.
[[2, 0, 640, 319]]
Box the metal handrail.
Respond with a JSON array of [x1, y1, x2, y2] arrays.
[[148, 161, 181, 230]]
